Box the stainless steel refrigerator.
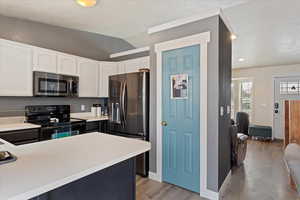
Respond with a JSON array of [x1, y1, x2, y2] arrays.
[[108, 71, 149, 177]]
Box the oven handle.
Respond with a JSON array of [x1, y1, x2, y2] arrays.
[[41, 125, 72, 130], [68, 80, 73, 96]]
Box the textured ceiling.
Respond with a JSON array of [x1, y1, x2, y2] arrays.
[[0, 0, 299, 68]]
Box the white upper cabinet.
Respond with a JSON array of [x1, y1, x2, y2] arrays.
[[99, 62, 118, 97], [0, 39, 33, 96], [117, 57, 150, 74], [78, 58, 99, 97], [122, 58, 141, 73], [139, 56, 150, 69], [33, 47, 57, 73], [0, 38, 150, 98], [57, 53, 78, 76], [117, 62, 126, 74]]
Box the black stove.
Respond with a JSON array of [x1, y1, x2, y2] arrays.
[[25, 105, 86, 141], [25, 105, 71, 126]]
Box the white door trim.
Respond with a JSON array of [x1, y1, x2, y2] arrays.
[[272, 74, 300, 140], [154, 32, 217, 199]]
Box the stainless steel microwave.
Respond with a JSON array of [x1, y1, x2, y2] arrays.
[[33, 71, 79, 97]]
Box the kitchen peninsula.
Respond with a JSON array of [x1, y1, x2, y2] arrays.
[[0, 133, 150, 200]]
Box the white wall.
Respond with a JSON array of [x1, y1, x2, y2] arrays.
[[233, 64, 300, 126]]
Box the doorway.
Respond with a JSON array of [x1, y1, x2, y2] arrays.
[[161, 45, 200, 193], [155, 32, 211, 197], [273, 76, 300, 139]]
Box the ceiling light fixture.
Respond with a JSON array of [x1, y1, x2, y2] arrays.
[[238, 58, 245, 62], [230, 34, 237, 40], [76, 0, 97, 7]]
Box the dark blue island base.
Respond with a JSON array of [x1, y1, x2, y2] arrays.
[[31, 158, 136, 200]]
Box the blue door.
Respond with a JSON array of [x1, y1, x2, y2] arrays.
[[162, 45, 200, 193]]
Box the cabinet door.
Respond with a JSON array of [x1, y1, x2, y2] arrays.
[[139, 56, 150, 69], [0, 40, 33, 96], [57, 53, 78, 76], [117, 62, 126, 74], [78, 58, 99, 97], [117, 57, 150, 74], [122, 58, 141, 73], [33, 47, 57, 73], [99, 62, 118, 97]]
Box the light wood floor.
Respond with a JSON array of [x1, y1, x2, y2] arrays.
[[136, 140, 299, 200]]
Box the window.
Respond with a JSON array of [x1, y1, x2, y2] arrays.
[[231, 79, 253, 121], [280, 81, 300, 95], [240, 81, 253, 115]]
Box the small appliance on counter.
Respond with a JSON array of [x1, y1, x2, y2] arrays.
[[25, 105, 86, 141], [91, 104, 102, 117]]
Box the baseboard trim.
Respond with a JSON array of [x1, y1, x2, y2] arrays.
[[148, 171, 161, 182], [200, 170, 232, 200], [200, 189, 219, 200], [149, 171, 220, 200], [219, 170, 232, 199]]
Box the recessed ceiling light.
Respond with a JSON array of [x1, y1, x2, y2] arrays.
[[231, 34, 237, 40], [76, 0, 97, 7], [238, 58, 245, 62]]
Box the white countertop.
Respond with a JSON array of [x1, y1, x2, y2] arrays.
[[0, 123, 41, 132], [71, 112, 109, 122], [0, 133, 151, 200]]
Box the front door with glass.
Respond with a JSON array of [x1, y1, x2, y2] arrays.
[[274, 76, 300, 139]]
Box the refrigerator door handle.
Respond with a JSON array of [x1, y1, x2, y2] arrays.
[[119, 81, 124, 126], [122, 81, 127, 126], [116, 103, 120, 123], [68, 80, 72, 96], [111, 103, 114, 122]]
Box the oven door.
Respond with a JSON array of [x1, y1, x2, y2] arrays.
[[40, 124, 80, 141], [34, 71, 69, 97]]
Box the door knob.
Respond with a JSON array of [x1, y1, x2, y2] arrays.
[[161, 121, 168, 126]]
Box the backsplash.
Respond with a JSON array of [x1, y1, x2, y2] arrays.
[[0, 97, 108, 117]]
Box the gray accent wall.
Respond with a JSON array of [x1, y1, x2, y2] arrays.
[[144, 15, 231, 192], [147, 15, 220, 191], [218, 18, 232, 190], [0, 14, 134, 60], [0, 97, 106, 117]]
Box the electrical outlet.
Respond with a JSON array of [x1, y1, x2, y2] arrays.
[[81, 105, 85, 111]]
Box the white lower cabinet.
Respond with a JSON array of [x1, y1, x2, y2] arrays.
[[78, 58, 99, 97], [99, 62, 118, 97], [0, 40, 33, 96]]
